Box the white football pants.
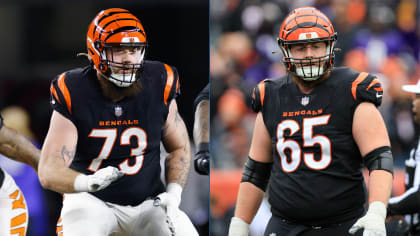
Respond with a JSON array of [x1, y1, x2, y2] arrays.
[[57, 192, 199, 236]]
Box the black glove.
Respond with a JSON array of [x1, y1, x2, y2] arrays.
[[194, 142, 209, 175]]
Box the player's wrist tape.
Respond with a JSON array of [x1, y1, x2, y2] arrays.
[[229, 217, 249, 236], [368, 201, 386, 219], [167, 183, 183, 198], [73, 174, 89, 192], [197, 142, 209, 154]]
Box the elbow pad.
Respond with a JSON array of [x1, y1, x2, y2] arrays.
[[363, 146, 394, 175], [241, 156, 273, 191]]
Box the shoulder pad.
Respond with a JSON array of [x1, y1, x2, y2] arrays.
[[162, 63, 180, 106], [351, 72, 383, 107], [252, 80, 268, 112], [50, 72, 76, 123], [50, 72, 72, 115]]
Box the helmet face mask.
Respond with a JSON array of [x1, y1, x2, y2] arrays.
[[87, 8, 148, 87], [102, 44, 146, 87], [278, 7, 337, 81]]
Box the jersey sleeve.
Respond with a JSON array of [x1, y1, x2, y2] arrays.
[[162, 64, 181, 107], [351, 72, 383, 107], [50, 72, 75, 123], [251, 80, 267, 112]]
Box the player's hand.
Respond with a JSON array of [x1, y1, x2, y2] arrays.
[[228, 217, 249, 236], [349, 201, 387, 236], [154, 183, 183, 221], [74, 166, 124, 192], [194, 142, 209, 175]]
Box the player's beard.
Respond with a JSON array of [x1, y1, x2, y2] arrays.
[[97, 73, 143, 102], [291, 63, 331, 91]]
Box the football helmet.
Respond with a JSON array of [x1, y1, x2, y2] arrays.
[[277, 7, 337, 81], [87, 8, 147, 87]]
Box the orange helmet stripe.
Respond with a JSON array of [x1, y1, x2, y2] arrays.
[[279, 7, 335, 41], [57, 73, 72, 115], [163, 64, 174, 105], [351, 72, 369, 100], [92, 9, 130, 36]]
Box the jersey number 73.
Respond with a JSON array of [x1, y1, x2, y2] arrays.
[[87, 127, 147, 175]]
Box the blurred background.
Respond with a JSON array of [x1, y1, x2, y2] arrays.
[[0, 1, 209, 236], [210, 0, 420, 235]]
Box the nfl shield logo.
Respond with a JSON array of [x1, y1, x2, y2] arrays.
[[115, 106, 123, 117], [301, 96, 310, 106]]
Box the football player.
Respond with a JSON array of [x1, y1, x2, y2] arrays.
[[38, 8, 198, 236], [228, 7, 393, 236], [0, 115, 40, 236], [387, 79, 420, 235], [193, 83, 209, 175]]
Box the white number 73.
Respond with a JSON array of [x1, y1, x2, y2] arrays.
[[87, 127, 147, 175]]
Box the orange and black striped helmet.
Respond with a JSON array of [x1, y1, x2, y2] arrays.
[[277, 7, 337, 81], [87, 8, 147, 87]]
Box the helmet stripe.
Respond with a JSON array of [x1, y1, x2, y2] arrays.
[[92, 10, 130, 37], [100, 18, 140, 33], [285, 22, 330, 38], [283, 14, 333, 32], [104, 26, 145, 41]]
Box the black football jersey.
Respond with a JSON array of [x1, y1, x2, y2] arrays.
[[50, 61, 180, 206], [252, 67, 383, 225]]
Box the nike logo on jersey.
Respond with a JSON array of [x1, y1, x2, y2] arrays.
[[376, 92, 382, 98]]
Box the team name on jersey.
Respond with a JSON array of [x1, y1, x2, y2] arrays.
[[282, 109, 323, 117], [99, 120, 139, 126]]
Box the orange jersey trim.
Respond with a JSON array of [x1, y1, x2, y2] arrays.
[[258, 81, 266, 106], [50, 84, 61, 104], [10, 213, 27, 228], [57, 73, 72, 115], [366, 78, 382, 91], [163, 64, 174, 105], [175, 75, 180, 93], [56, 217, 63, 235], [10, 227, 26, 235], [351, 72, 369, 100]]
